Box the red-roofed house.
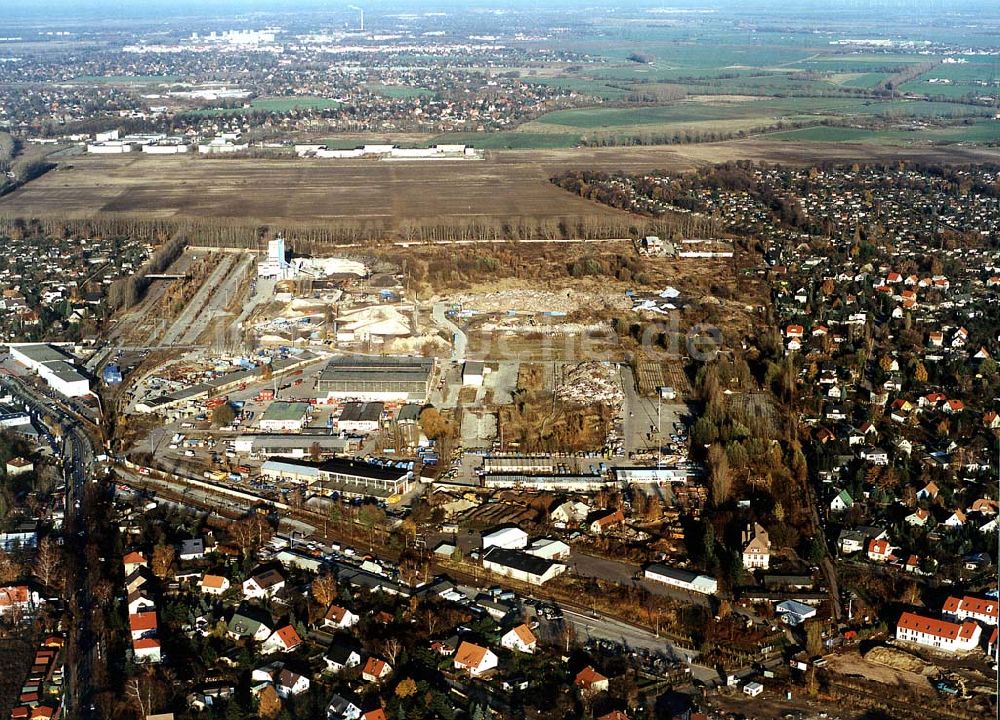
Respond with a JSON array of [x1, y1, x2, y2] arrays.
[[575, 665, 609, 693], [785, 324, 804, 339], [362, 656, 393, 682], [129, 610, 158, 640], [262, 625, 302, 654], [453, 641, 497, 676], [133, 637, 162, 663], [896, 611, 981, 653], [123, 551, 147, 575], [942, 596, 998, 626], [501, 624, 538, 654], [866, 538, 896, 563]]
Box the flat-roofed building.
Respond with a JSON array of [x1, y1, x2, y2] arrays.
[[482, 546, 566, 586], [316, 355, 434, 402], [260, 457, 412, 500], [258, 402, 311, 432], [0, 404, 31, 429], [336, 401, 383, 434], [232, 434, 353, 458], [9, 343, 90, 397], [644, 563, 718, 595], [481, 473, 608, 492]]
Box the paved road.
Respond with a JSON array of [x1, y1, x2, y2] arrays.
[[432, 302, 467, 361], [1, 375, 96, 718]]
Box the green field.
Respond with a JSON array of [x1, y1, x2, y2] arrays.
[[365, 84, 435, 98], [521, 77, 631, 100], [765, 119, 1000, 145], [430, 131, 581, 149], [249, 96, 342, 111], [529, 97, 989, 132], [186, 96, 342, 116]]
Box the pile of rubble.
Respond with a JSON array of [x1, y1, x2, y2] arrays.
[[454, 287, 630, 314], [556, 362, 624, 408]]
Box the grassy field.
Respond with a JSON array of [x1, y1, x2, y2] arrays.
[[365, 84, 435, 98], [187, 96, 341, 116], [523, 97, 991, 139], [431, 131, 582, 149], [6, 143, 1000, 231], [520, 77, 632, 100], [764, 119, 1000, 145]]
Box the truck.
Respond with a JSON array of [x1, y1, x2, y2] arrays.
[[257, 388, 275, 402]]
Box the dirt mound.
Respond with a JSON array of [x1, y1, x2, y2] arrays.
[[864, 646, 933, 675]]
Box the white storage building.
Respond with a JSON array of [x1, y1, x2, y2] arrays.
[[9, 344, 90, 397], [644, 563, 718, 595], [482, 547, 566, 586], [481, 527, 528, 551]]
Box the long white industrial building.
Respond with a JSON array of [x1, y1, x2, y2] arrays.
[[9, 344, 90, 397]]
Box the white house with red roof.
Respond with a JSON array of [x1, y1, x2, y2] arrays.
[[262, 625, 303, 654], [123, 550, 147, 575], [896, 611, 981, 653], [866, 538, 896, 563], [942, 596, 998, 626], [500, 624, 538, 654], [453, 641, 497, 676]]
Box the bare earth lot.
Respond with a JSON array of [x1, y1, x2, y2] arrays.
[[3, 141, 999, 226]]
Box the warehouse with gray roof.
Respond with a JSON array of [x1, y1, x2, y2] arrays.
[[316, 355, 435, 401]]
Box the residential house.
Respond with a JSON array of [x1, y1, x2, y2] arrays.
[[129, 610, 158, 641], [133, 638, 162, 664], [127, 589, 156, 615], [200, 574, 230, 596], [944, 510, 967, 528], [178, 538, 205, 561], [453, 641, 498, 676], [588, 509, 625, 535], [500, 624, 537, 654], [917, 482, 939, 500], [896, 611, 981, 653], [228, 607, 273, 642], [123, 551, 147, 575], [243, 567, 286, 600], [866, 538, 896, 562], [361, 657, 392, 682], [904, 509, 930, 527], [741, 523, 771, 570], [326, 693, 362, 720], [0, 585, 41, 617], [575, 665, 609, 693], [322, 605, 360, 630], [277, 668, 310, 698], [262, 625, 302, 654], [325, 640, 362, 673], [830, 489, 853, 513], [942, 596, 998, 626]]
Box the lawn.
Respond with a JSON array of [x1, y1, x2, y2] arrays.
[[249, 96, 342, 111], [521, 77, 631, 100], [764, 119, 1000, 145], [529, 97, 990, 133], [430, 132, 582, 149], [365, 84, 435, 98], [185, 96, 342, 116]]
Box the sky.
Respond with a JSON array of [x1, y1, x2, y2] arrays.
[[5, 0, 998, 22]]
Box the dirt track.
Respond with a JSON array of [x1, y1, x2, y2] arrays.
[[2, 140, 998, 226]]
